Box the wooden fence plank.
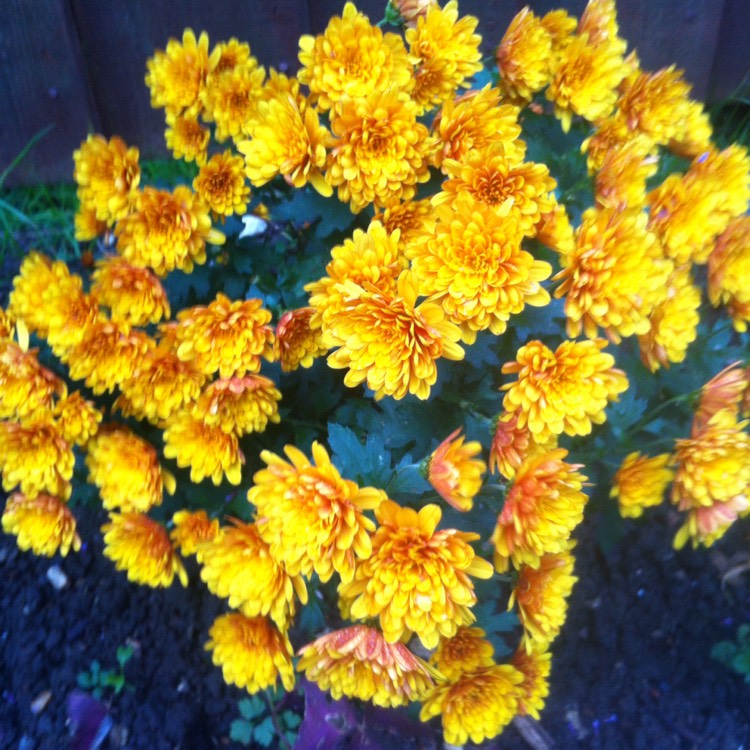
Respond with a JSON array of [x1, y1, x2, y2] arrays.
[[0, 0, 97, 186], [707, 0, 750, 102]]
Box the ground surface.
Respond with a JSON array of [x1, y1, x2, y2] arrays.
[[1, 501, 749, 750]]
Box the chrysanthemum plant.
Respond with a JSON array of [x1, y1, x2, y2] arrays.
[[2, 0, 749, 744]]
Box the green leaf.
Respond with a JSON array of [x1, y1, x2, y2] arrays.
[[116, 644, 133, 667], [238, 696, 266, 721], [230, 719, 254, 746], [386, 458, 430, 497], [327, 422, 392, 487], [282, 711, 301, 730], [77, 673, 92, 689], [253, 716, 276, 747]]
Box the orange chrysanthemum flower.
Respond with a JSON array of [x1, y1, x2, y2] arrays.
[[162, 411, 244, 485], [86, 426, 176, 514], [115, 186, 225, 277], [419, 663, 523, 745], [511, 643, 552, 720], [306, 221, 406, 330], [53, 392, 102, 447], [192, 151, 250, 217], [324, 273, 465, 401], [298, 625, 437, 707], [165, 112, 210, 165], [578, 0, 627, 52], [199, 519, 307, 631], [145, 29, 210, 118], [373, 199, 433, 251], [388, 0, 436, 26], [496, 8, 554, 102], [174, 293, 274, 378], [206, 613, 295, 693], [511, 550, 578, 649], [426, 428, 486, 512], [73, 134, 141, 224], [611, 452, 674, 519], [66, 320, 155, 395], [501, 338, 628, 443], [273, 308, 328, 372], [708, 216, 750, 332], [429, 626, 495, 681], [2, 492, 81, 557], [407, 195, 551, 344], [248, 441, 384, 583], [169, 509, 219, 558], [0, 417, 74, 500], [102, 512, 187, 588], [237, 91, 334, 197], [327, 89, 430, 213], [91, 257, 170, 326], [191, 374, 281, 436], [0, 340, 66, 420], [489, 410, 557, 481], [339, 499, 493, 648], [491, 449, 587, 572], [201, 63, 266, 142], [554, 206, 671, 342], [430, 86, 522, 170], [638, 266, 700, 372], [435, 145, 556, 237], [693, 362, 749, 436], [298, 2, 412, 111]]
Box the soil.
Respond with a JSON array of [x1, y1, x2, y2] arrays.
[[1, 499, 749, 750]]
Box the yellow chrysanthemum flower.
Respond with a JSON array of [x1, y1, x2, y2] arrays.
[[298, 625, 438, 707], [0, 308, 14, 340], [0, 340, 66, 420], [0, 417, 74, 500], [170, 509, 219, 558], [407, 195, 551, 344], [408, 56, 460, 114], [53, 392, 102, 447], [86, 426, 176, 514], [489, 411, 557, 481], [674, 496, 750, 551], [581, 113, 635, 173], [192, 151, 250, 218], [511, 551, 578, 649], [324, 272, 465, 401], [540, 9, 578, 54], [91, 257, 170, 326], [2, 492, 81, 557], [102, 512, 187, 588], [668, 97, 713, 159], [611, 452, 674, 519], [74, 203, 108, 242], [298, 2, 412, 111], [191, 374, 281, 436], [306, 221, 407, 330], [327, 88, 430, 213], [405, 1, 482, 94], [199, 520, 307, 631], [206, 613, 295, 693], [708, 216, 750, 332], [339, 499, 493, 648], [115, 186, 225, 277], [546, 32, 627, 132], [248, 441, 384, 583], [501, 338, 628, 443], [419, 663, 523, 745], [435, 144, 556, 237], [536, 202, 576, 256], [373, 199, 434, 251], [8, 252, 57, 336], [693, 363, 749, 436], [273, 308, 328, 372], [426, 428, 486, 512], [554, 206, 671, 342], [491, 449, 587, 572], [593, 135, 658, 210], [237, 91, 334, 197], [162, 411, 244, 486], [164, 112, 210, 165], [496, 8, 554, 102], [174, 293, 274, 378], [638, 266, 700, 372], [578, 0, 627, 52], [431, 86, 522, 170], [207, 38, 254, 79], [73, 134, 141, 224], [145, 29, 210, 118], [429, 626, 495, 681], [66, 320, 155, 395], [511, 643, 552, 720]]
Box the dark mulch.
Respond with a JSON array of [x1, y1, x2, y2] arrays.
[[1, 502, 749, 750]]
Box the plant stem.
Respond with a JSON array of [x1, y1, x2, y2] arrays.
[[262, 691, 293, 750]]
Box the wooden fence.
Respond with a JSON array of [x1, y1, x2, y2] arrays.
[[2, 0, 748, 187]]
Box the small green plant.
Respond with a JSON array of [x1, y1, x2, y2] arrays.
[[77, 644, 135, 700], [711, 624, 750, 682], [230, 692, 301, 749]]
